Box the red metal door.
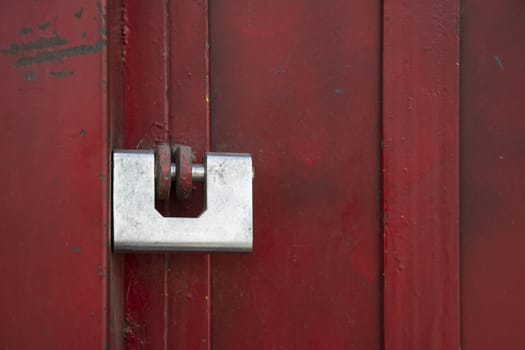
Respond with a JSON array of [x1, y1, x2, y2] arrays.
[[461, 1, 525, 348], [0, 1, 117, 349], [209, 1, 382, 348], [119, 0, 382, 349], [6, 1, 523, 350]]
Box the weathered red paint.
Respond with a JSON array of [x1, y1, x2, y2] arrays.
[[166, 0, 211, 347], [155, 144, 172, 201], [0, 0, 110, 348], [382, 0, 461, 349], [107, 0, 125, 348], [171, 144, 193, 201], [121, 0, 171, 347], [461, 1, 525, 349], [122, 0, 211, 348], [209, 0, 382, 348]]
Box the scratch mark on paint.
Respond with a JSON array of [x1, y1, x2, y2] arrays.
[[96, 2, 107, 37], [50, 71, 74, 78], [493, 55, 504, 72], [80, 129, 88, 137], [96, 2, 107, 25], [1, 34, 67, 55], [25, 72, 36, 82], [20, 27, 32, 35], [74, 7, 84, 19], [14, 39, 106, 67]]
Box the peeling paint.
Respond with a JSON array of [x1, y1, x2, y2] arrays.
[[14, 39, 106, 67], [1, 34, 67, 55]]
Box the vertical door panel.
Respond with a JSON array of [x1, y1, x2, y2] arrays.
[[382, 1, 461, 349], [122, 1, 171, 347], [167, 0, 211, 347], [461, 1, 525, 348], [0, 1, 109, 348], [122, 0, 210, 348], [209, 1, 382, 348]]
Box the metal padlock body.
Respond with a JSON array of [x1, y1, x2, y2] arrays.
[[112, 150, 253, 252]]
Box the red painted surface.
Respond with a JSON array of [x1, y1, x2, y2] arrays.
[[0, 0, 110, 349], [122, 0, 210, 348], [382, 1, 460, 349], [461, 1, 525, 348], [209, 1, 382, 348], [107, 0, 124, 348]]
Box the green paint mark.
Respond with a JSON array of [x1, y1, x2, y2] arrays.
[[20, 27, 32, 35], [1, 34, 67, 55], [74, 7, 84, 19], [50, 71, 74, 78], [38, 21, 51, 31], [14, 39, 106, 67]]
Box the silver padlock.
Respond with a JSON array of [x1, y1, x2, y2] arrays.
[[112, 148, 253, 252]]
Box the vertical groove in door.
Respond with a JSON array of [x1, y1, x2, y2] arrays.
[[121, 0, 212, 348], [122, 0, 171, 348], [167, 0, 211, 348]]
